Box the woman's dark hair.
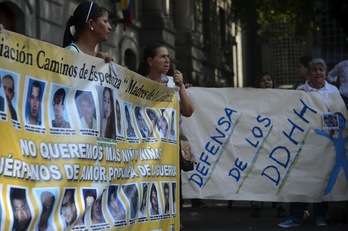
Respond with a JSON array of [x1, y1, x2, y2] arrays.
[[138, 43, 165, 76], [63, 2, 107, 47], [299, 55, 313, 68], [103, 87, 116, 139], [255, 71, 277, 88]]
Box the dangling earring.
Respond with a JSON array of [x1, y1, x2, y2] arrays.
[[91, 27, 94, 31]]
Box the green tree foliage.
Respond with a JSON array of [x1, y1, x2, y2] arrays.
[[233, 0, 325, 41], [327, 0, 348, 37]]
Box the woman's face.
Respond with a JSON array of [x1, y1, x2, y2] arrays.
[[148, 47, 170, 75], [308, 64, 326, 86], [259, 75, 273, 88], [104, 89, 111, 118], [92, 11, 112, 42]]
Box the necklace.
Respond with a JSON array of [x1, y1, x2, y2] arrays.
[[76, 42, 96, 56]]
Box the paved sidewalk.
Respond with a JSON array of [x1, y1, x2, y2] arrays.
[[181, 200, 348, 231]]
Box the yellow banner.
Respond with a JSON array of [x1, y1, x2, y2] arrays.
[[0, 30, 180, 231]]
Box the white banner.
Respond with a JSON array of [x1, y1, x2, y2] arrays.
[[181, 87, 348, 202]]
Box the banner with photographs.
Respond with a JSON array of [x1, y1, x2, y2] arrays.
[[181, 87, 348, 202], [0, 30, 180, 231]]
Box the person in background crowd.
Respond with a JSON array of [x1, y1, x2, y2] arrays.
[[293, 55, 313, 89], [291, 56, 313, 219], [63, 1, 112, 62], [327, 59, 348, 108], [278, 58, 340, 228], [250, 72, 286, 218], [255, 72, 277, 89]]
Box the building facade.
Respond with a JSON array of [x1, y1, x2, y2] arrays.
[[1, 0, 347, 88], [0, 0, 238, 87]]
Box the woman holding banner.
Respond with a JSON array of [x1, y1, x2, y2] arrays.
[[63, 1, 112, 62], [249, 72, 287, 218], [140, 43, 195, 229], [278, 58, 340, 228], [140, 43, 194, 117]]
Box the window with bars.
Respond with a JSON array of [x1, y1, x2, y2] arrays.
[[269, 28, 305, 86], [321, 14, 348, 70]]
